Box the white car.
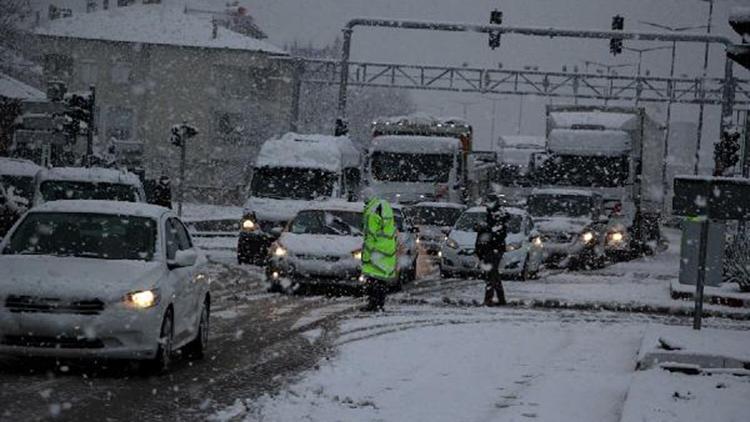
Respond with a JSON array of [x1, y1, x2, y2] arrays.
[[0, 200, 209, 373], [267, 201, 417, 293], [440, 206, 544, 280]]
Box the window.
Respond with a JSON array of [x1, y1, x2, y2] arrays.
[[111, 62, 132, 84], [117, 0, 135, 6], [103, 0, 109, 10], [106, 107, 134, 141], [86, 0, 97, 12], [166, 218, 192, 260], [78, 60, 98, 86], [44, 54, 73, 79]]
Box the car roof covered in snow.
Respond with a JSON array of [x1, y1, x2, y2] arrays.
[[29, 200, 171, 220], [303, 200, 365, 213], [37, 167, 143, 186], [412, 201, 466, 209], [371, 135, 461, 154], [497, 135, 546, 150], [0, 157, 43, 177], [35, 4, 285, 55], [256, 133, 360, 171], [465, 206, 527, 216], [531, 188, 595, 197]]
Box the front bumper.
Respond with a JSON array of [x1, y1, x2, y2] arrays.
[[0, 304, 163, 360], [267, 256, 362, 286], [440, 246, 527, 276]]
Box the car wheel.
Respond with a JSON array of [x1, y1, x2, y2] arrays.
[[146, 310, 174, 374], [185, 301, 209, 360]]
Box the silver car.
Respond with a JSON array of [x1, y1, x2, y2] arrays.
[[0, 200, 210, 373]]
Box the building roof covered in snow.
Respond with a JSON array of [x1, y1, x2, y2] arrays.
[[0, 157, 44, 177], [35, 4, 285, 55], [0, 73, 45, 100], [531, 188, 596, 197], [256, 133, 360, 171], [497, 135, 546, 150]]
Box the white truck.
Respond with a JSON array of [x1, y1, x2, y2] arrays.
[[531, 105, 664, 258], [366, 114, 493, 205], [237, 133, 362, 265]]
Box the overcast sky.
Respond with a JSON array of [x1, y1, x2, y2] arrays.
[[242, 0, 747, 162]]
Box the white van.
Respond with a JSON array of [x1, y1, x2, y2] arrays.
[[238, 133, 362, 265], [33, 167, 146, 206]]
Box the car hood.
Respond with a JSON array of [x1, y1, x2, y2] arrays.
[[279, 233, 362, 257], [0, 255, 165, 301], [533, 217, 591, 235], [243, 197, 324, 223], [448, 230, 523, 248]]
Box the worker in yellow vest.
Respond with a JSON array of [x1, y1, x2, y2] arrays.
[[360, 196, 398, 311]]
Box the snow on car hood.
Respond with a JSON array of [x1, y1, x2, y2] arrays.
[[243, 197, 327, 223], [448, 230, 523, 248], [279, 233, 362, 257], [533, 217, 591, 235], [0, 255, 165, 300]]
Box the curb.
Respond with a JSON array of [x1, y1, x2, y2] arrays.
[[669, 279, 750, 309], [393, 296, 750, 320]]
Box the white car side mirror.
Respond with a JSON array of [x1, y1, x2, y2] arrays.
[[169, 249, 197, 269]]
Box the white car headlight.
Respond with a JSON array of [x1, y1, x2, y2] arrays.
[[445, 238, 459, 249], [581, 231, 595, 244], [352, 249, 362, 260], [532, 236, 543, 247], [124, 289, 160, 309], [271, 243, 287, 257], [609, 231, 624, 242]]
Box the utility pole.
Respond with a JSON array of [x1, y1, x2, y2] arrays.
[[169, 123, 199, 217], [639, 21, 709, 216], [695, 0, 715, 175]]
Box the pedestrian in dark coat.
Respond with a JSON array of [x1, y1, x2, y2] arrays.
[[475, 199, 509, 306]]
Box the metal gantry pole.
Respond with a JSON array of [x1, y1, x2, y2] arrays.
[[662, 41, 677, 217], [694, 0, 714, 175], [177, 135, 186, 217], [336, 28, 353, 119]]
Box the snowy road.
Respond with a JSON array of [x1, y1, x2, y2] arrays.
[[1, 256, 748, 421]]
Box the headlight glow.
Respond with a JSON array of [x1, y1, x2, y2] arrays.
[[125, 289, 159, 309], [272, 244, 287, 257], [352, 249, 362, 260], [532, 237, 543, 247], [582, 231, 595, 243], [610, 232, 624, 242], [445, 238, 459, 249], [241, 218, 256, 232]]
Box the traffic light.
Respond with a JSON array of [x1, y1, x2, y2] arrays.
[[728, 7, 750, 70], [488, 9, 502, 50], [610, 15, 624, 56], [714, 129, 741, 176]]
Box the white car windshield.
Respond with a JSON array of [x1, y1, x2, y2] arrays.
[[251, 167, 336, 200], [3, 212, 157, 261], [527, 195, 593, 218], [454, 212, 522, 233], [290, 210, 363, 236]]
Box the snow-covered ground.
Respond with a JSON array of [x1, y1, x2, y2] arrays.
[[240, 306, 749, 422]]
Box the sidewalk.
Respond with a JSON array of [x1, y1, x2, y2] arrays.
[[620, 325, 750, 422]]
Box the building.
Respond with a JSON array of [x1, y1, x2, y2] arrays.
[[31, 3, 295, 202], [0, 73, 46, 156]]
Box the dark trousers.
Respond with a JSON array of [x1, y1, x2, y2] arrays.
[[364, 278, 388, 311], [483, 256, 506, 305]]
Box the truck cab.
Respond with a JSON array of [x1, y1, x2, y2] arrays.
[[237, 133, 361, 265]]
